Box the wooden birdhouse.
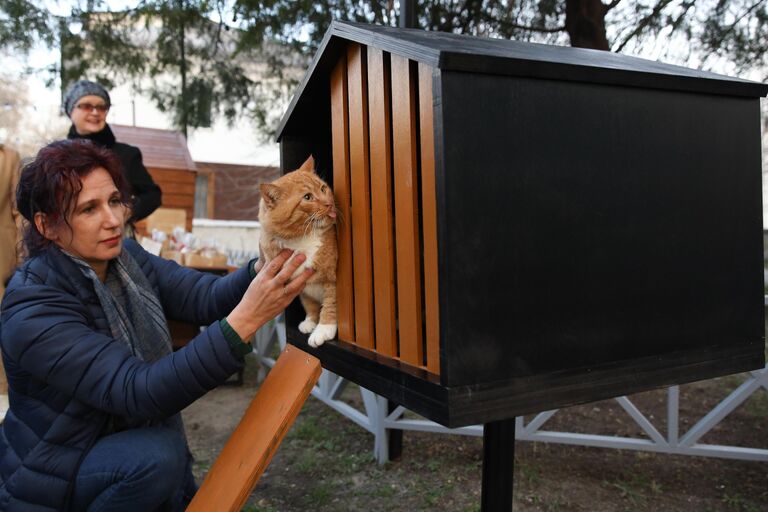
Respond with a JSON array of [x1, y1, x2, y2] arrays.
[[276, 21, 767, 428]]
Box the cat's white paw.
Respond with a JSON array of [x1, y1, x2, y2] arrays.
[[298, 319, 318, 334], [308, 323, 337, 348]]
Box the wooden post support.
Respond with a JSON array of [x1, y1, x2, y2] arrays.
[[186, 345, 322, 512], [481, 419, 516, 511]]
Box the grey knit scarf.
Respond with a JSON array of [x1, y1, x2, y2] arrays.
[[65, 249, 185, 435]]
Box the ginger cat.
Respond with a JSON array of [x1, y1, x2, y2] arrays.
[[258, 156, 338, 347]]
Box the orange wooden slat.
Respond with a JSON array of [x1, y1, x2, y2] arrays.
[[418, 63, 440, 375], [367, 48, 398, 358], [187, 345, 321, 512], [346, 43, 375, 350], [331, 55, 355, 342], [390, 55, 424, 368]]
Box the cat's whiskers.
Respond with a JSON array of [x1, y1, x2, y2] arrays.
[[302, 214, 315, 237], [304, 211, 325, 237]]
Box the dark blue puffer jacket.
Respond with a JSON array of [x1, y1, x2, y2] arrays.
[[0, 239, 251, 511]]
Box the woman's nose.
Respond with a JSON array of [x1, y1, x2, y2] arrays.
[[102, 206, 121, 227]]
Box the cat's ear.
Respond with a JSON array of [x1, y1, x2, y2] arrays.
[[260, 183, 282, 208], [297, 155, 315, 173]]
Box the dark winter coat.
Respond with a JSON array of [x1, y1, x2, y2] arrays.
[[0, 239, 251, 511], [67, 125, 162, 221]]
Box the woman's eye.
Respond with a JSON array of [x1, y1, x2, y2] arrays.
[[81, 206, 94, 214], [321, 185, 327, 193], [303, 193, 313, 200], [109, 198, 121, 205]]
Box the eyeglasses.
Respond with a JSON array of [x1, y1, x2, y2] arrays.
[[75, 103, 109, 113]]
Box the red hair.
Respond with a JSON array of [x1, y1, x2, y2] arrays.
[[17, 139, 131, 257]]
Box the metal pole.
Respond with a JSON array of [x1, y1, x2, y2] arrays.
[[481, 419, 515, 511]]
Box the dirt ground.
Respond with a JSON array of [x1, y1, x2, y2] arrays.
[[183, 354, 767, 512]]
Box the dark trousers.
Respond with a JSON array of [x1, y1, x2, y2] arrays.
[[72, 427, 197, 511]]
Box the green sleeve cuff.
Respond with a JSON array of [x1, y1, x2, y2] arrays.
[[220, 318, 253, 359], [248, 257, 259, 279]]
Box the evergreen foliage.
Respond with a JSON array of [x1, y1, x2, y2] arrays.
[[1, 0, 764, 135]]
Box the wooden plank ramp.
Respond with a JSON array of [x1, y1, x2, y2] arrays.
[[186, 345, 322, 512]]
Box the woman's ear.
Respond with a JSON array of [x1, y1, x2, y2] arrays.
[[34, 212, 58, 242]]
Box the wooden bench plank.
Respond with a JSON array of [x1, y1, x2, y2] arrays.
[[186, 345, 322, 512]]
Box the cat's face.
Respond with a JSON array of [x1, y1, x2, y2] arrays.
[[259, 156, 337, 238]]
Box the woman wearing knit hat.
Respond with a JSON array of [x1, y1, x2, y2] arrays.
[[64, 79, 162, 223]]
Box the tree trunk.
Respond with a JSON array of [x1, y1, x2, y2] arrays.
[[565, 0, 609, 50]]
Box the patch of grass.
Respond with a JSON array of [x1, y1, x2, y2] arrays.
[[524, 493, 543, 505], [545, 497, 567, 512], [295, 450, 322, 473], [741, 391, 768, 418], [603, 475, 648, 506], [336, 451, 375, 474], [291, 416, 332, 444], [721, 492, 762, 512], [303, 481, 335, 507], [517, 461, 541, 486], [423, 487, 442, 507], [241, 505, 278, 512], [192, 461, 210, 473], [370, 483, 397, 498]]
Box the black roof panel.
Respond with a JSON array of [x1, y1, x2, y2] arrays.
[[277, 21, 768, 140]]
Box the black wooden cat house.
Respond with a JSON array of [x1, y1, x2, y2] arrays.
[[274, 21, 767, 505]]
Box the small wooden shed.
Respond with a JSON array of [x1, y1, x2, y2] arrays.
[[276, 22, 767, 429], [194, 161, 280, 220], [111, 124, 197, 232]]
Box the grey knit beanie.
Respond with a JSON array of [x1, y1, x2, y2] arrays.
[[63, 80, 111, 117]]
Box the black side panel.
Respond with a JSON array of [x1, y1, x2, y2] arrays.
[[437, 72, 765, 388]]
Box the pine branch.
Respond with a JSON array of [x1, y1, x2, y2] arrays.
[[726, 0, 766, 32], [496, 18, 567, 33], [604, 0, 624, 13], [614, 0, 676, 52]]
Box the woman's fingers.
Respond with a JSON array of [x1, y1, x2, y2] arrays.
[[283, 268, 314, 298], [226, 250, 315, 340], [273, 252, 308, 286], [262, 249, 294, 278]]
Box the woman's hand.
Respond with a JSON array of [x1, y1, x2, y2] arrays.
[[253, 258, 265, 275], [226, 249, 314, 341]]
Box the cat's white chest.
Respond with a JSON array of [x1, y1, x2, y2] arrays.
[[277, 233, 323, 277]]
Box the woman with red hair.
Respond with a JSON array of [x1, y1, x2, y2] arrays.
[[0, 139, 313, 511]]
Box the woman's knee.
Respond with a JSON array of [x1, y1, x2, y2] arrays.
[[74, 427, 189, 510], [126, 428, 188, 487]]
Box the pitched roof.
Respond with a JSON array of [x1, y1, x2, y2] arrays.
[[111, 124, 197, 171], [277, 21, 768, 140]]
